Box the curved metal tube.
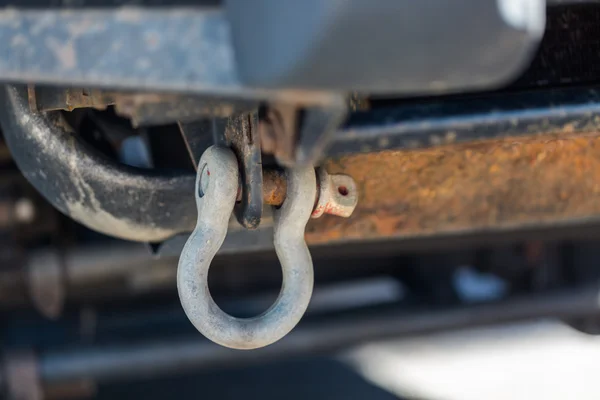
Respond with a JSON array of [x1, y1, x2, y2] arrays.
[[178, 146, 316, 349], [0, 85, 197, 242]]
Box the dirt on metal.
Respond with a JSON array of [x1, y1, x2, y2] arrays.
[[306, 132, 600, 245], [262, 169, 287, 206]]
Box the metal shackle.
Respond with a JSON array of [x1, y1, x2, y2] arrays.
[[177, 146, 316, 349]]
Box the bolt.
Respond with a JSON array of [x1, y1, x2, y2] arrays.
[[235, 167, 357, 218], [311, 168, 358, 218]]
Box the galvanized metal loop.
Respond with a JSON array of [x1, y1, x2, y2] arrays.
[[177, 145, 316, 349]]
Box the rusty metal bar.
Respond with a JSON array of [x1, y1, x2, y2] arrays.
[[307, 132, 600, 245], [157, 130, 600, 256]]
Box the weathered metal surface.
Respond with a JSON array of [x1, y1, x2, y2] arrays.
[[31, 86, 257, 126], [311, 168, 358, 218], [333, 87, 600, 157], [10, 81, 600, 244], [178, 146, 316, 349], [0, 0, 220, 6], [262, 169, 287, 207], [294, 98, 348, 166], [260, 97, 347, 167], [307, 132, 600, 245], [0, 85, 197, 242], [114, 93, 256, 127], [178, 119, 223, 170], [0, 8, 237, 93], [31, 86, 115, 112], [2, 84, 350, 243], [0, 8, 342, 105], [178, 117, 355, 216], [259, 104, 299, 165], [225, 113, 263, 229]]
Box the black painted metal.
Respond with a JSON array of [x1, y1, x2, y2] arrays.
[[178, 120, 219, 169], [225, 113, 263, 229], [295, 101, 348, 166], [0, 0, 549, 96], [0, 85, 197, 242], [179, 114, 263, 229], [331, 87, 600, 156]]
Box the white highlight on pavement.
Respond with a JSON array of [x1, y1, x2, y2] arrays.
[[345, 320, 600, 400]]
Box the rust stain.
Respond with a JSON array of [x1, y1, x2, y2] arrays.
[[306, 132, 600, 245], [262, 169, 287, 207], [65, 89, 113, 111]]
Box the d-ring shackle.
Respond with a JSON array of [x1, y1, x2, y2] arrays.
[[177, 146, 316, 349]]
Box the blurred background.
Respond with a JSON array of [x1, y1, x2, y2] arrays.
[[4, 229, 600, 400]]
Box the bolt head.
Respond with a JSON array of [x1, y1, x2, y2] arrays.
[[312, 169, 358, 219], [326, 174, 358, 218]]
